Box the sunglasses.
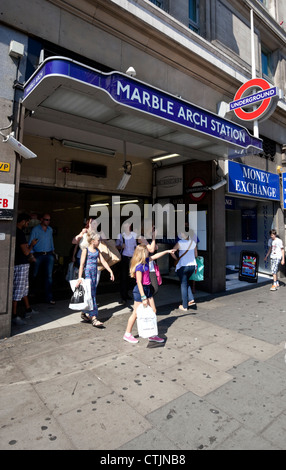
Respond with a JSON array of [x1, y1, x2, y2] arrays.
[[43, 218, 51, 221]]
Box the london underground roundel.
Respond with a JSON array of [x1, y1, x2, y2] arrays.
[[230, 78, 278, 122]]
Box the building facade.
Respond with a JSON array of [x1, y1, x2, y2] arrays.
[[0, 0, 285, 337]]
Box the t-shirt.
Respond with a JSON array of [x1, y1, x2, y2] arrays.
[[268, 237, 284, 259], [15, 228, 29, 265], [175, 238, 197, 271], [116, 232, 137, 257], [135, 258, 151, 285]]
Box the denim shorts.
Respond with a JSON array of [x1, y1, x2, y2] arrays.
[[133, 284, 153, 302]]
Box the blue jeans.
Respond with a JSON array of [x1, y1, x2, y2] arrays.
[[32, 253, 55, 302], [177, 265, 196, 309]]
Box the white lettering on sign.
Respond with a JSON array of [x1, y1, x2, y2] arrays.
[[116, 81, 249, 146]]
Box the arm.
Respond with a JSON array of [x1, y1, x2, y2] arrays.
[[72, 228, 88, 245], [20, 238, 38, 257], [150, 249, 176, 261], [135, 271, 148, 307], [77, 248, 87, 284], [139, 236, 156, 253], [264, 246, 271, 261], [99, 252, 115, 281]]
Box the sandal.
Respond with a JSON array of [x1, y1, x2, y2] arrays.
[[81, 312, 91, 323], [91, 317, 105, 328], [188, 300, 196, 307], [178, 305, 188, 311]]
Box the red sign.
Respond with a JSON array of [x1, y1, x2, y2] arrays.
[[230, 78, 278, 122], [188, 177, 207, 201]]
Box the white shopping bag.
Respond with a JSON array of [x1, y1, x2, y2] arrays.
[[136, 304, 158, 338], [69, 278, 93, 311]]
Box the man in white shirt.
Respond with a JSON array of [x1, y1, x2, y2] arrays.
[[264, 229, 285, 291]]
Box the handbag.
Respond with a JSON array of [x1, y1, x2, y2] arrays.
[[97, 239, 121, 271], [68, 284, 88, 310], [136, 304, 158, 338], [190, 256, 204, 281], [154, 263, 162, 286]]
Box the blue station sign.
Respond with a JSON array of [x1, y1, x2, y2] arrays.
[[228, 161, 280, 201], [23, 57, 263, 154]]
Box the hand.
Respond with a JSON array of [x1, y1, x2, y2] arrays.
[[31, 238, 38, 247], [142, 298, 148, 308], [76, 278, 82, 288], [110, 272, 115, 281]]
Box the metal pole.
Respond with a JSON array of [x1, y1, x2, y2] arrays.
[[251, 9, 259, 138]]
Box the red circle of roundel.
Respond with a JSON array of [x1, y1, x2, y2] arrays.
[[233, 78, 271, 121], [188, 177, 207, 201]]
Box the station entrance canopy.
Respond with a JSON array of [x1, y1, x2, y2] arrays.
[[22, 57, 263, 160]]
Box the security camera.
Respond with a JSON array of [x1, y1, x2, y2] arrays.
[[126, 67, 136, 77], [3, 133, 37, 159], [211, 178, 227, 191]]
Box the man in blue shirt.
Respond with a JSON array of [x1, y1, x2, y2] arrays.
[[29, 213, 56, 304]]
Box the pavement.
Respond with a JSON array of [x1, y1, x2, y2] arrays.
[[1, 270, 286, 451]]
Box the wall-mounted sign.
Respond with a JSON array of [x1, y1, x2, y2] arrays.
[[188, 177, 208, 202], [156, 166, 183, 197], [0, 162, 10, 172], [23, 57, 263, 154], [282, 173, 286, 210], [0, 183, 15, 219], [228, 161, 280, 201], [230, 78, 279, 122]]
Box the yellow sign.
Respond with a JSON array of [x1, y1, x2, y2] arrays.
[[0, 162, 10, 172]]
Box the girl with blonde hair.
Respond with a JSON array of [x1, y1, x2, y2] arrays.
[[123, 244, 175, 344], [76, 231, 114, 327]]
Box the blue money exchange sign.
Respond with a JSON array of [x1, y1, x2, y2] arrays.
[[282, 173, 286, 209], [228, 161, 280, 201]]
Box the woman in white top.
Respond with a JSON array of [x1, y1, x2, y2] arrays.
[[172, 229, 198, 311], [116, 222, 138, 302]]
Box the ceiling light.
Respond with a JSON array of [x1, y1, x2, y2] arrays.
[[113, 199, 139, 205], [62, 140, 116, 156], [90, 203, 110, 207], [152, 153, 180, 162]]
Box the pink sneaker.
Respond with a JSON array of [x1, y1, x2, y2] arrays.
[[148, 335, 165, 343], [123, 333, 139, 344]]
